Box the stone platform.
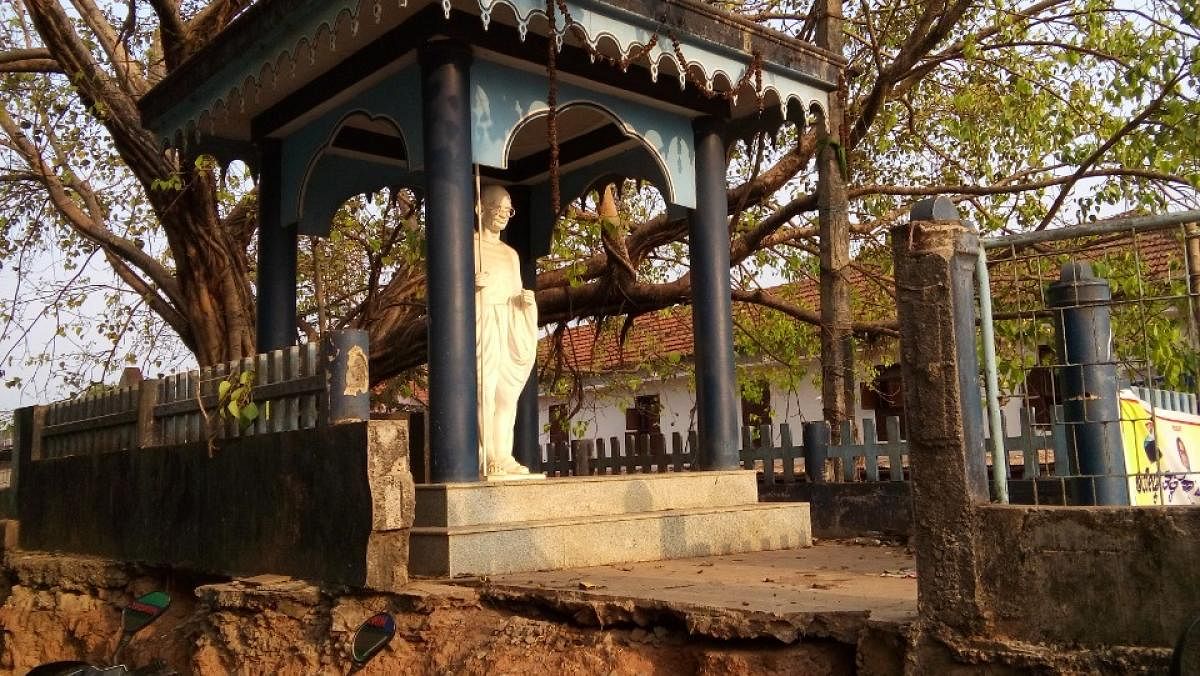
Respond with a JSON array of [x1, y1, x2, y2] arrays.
[[409, 470, 810, 577]]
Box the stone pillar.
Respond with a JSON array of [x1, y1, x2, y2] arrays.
[[1048, 262, 1127, 505], [690, 117, 739, 470], [420, 40, 479, 484], [504, 187, 543, 472], [256, 138, 298, 353], [892, 197, 989, 636]]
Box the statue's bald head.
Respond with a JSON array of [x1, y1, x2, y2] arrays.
[[480, 184, 510, 212]]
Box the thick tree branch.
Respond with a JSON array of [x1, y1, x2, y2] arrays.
[[852, 168, 1193, 200], [0, 105, 184, 308], [1035, 73, 1185, 230], [732, 288, 898, 337], [538, 132, 820, 291], [24, 0, 168, 180], [730, 193, 819, 264], [169, 0, 252, 66], [102, 250, 193, 349], [0, 47, 60, 73], [848, 0, 1064, 150], [146, 0, 188, 69], [66, 0, 147, 95]]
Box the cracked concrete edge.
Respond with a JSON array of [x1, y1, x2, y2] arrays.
[[192, 579, 484, 614], [4, 551, 147, 593], [908, 622, 1172, 674], [475, 583, 908, 646]]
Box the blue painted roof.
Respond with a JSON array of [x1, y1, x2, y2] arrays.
[[139, 0, 841, 146]]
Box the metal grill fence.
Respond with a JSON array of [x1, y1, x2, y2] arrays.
[[978, 213, 1200, 506]]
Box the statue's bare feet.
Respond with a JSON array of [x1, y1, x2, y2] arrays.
[[501, 458, 530, 474]]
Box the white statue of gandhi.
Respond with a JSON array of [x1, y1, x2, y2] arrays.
[[474, 185, 538, 477]]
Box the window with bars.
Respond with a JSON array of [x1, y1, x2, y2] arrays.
[[861, 364, 906, 441], [625, 394, 661, 435]]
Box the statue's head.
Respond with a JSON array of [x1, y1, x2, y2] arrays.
[[480, 185, 515, 233]]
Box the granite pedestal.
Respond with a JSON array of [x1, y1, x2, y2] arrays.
[[409, 470, 810, 577]]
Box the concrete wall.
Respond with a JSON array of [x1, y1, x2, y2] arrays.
[[761, 482, 912, 539], [17, 420, 413, 590], [976, 504, 1200, 648]]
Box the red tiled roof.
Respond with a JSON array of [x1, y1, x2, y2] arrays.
[[538, 267, 887, 374], [540, 306, 697, 374]]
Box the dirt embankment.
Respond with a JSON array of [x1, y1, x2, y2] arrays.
[[0, 552, 862, 675]]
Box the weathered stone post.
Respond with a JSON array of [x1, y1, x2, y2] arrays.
[[1047, 262, 1127, 505], [893, 197, 990, 639]]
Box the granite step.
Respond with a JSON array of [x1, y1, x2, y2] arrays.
[[409, 502, 811, 577], [414, 470, 761, 528]]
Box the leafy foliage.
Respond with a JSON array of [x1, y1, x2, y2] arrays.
[[216, 369, 263, 431]]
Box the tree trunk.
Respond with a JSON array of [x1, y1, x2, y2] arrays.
[[22, 0, 258, 369], [816, 0, 855, 442], [152, 169, 257, 366]]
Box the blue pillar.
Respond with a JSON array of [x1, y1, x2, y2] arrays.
[[691, 118, 739, 470], [1048, 262, 1128, 505], [802, 421, 830, 482], [421, 40, 479, 483], [256, 139, 298, 353], [323, 329, 371, 425]]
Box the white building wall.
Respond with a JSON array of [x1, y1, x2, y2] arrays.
[[538, 374, 697, 445], [538, 362, 1031, 447], [538, 361, 877, 446]]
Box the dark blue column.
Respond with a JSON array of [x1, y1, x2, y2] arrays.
[[322, 329, 371, 425], [1048, 262, 1127, 505], [421, 40, 479, 483], [802, 421, 830, 482], [503, 188, 543, 472], [256, 139, 298, 353], [691, 118, 740, 470]]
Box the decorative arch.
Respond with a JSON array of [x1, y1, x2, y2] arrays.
[[503, 101, 675, 205], [471, 58, 696, 210], [294, 111, 415, 236], [496, 103, 683, 259]]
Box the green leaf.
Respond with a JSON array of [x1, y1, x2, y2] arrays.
[[218, 380, 231, 400]]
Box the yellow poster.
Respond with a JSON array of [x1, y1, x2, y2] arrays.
[[1120, 390, 1200, 505]]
